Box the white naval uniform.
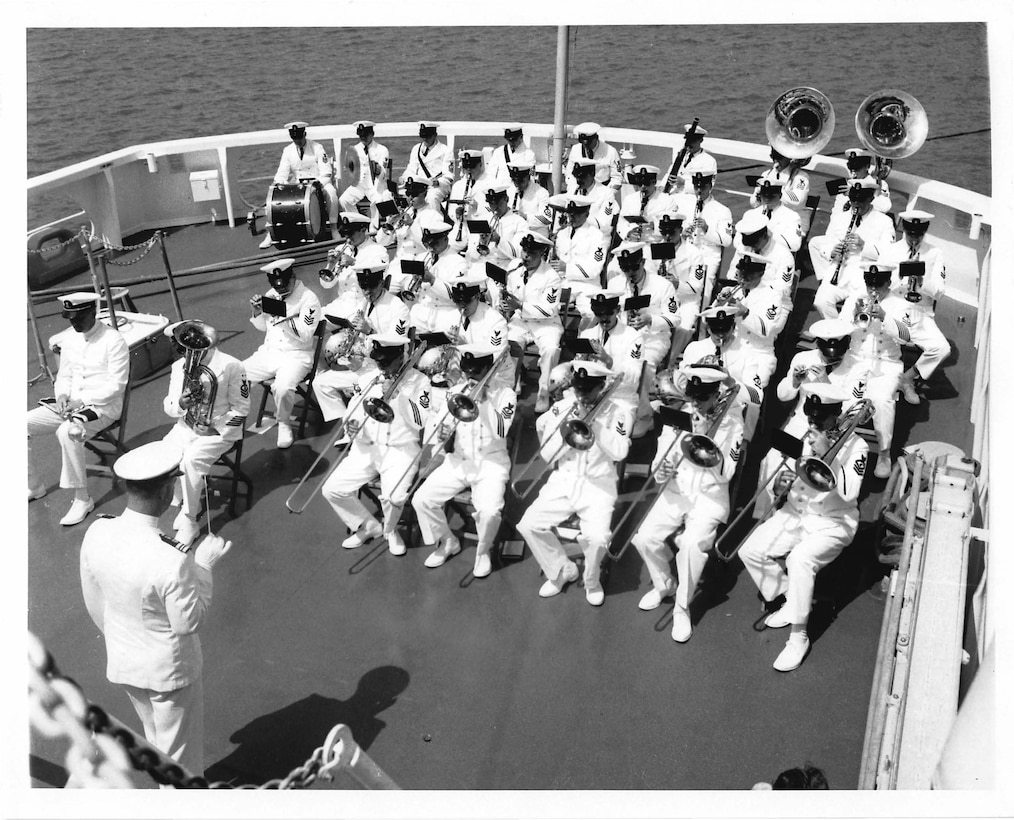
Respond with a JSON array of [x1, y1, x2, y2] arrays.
[[321, 238, 389, 294], [487, 142, 537, 183], [80, 509, 214, 775], [338, 139, 393, 211], [727, 233, 797, 307], [682, 335, 768, 398], [412, 381, 517, 554], [515, 392, 633, 593], [617, 189, 677, 241], [408, 248, 468, 333], [733, 284, 789, 388], [631, 409, 744, 608], [28, 321, 129, 491], [508, 180, 550, 226], [313, 289, 411, 421], [554, 222, 607, 297], [672, 193, 734, 297], [738, 431, 868, 625], [750, 167, 811, 212], [242, 280, 320, 427], [578, 321, 644, 410], [385, 201, 444, 291], [463, 209, 527, 271], [601, 271, 680, 368], [878, 237, 950, 380], [745, 202, 804, 254], [320, 367, 431, 539], [669, 149, 718, 193], [271, 139, 339, 228], [447, 172, 495, 254], [161, 349, 250, 519], [400, 140, 453, 206], [565, 141, 623, 191], [576, 180, 620, 239], [839, 291, 911, 452], [646, 240, 709, 332], [501, 259, 565, 390]]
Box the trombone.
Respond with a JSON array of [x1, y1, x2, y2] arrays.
[[714, 399, 873, 562], [285, 345, 427, 514], [608, 381, 739, 560], [510, 374, 625, 503]]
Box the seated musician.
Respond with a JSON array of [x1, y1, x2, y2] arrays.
[[383, 177, 442, 272], [447, 272, 508, 350], [569, 158, 619, 241], [876, 209, 951, 405], [835, 147, 893, 212], [647, 210, 708, 346], [840, 263, 910, 479], [314, 256, 411, 425], [671, 170, 734, 301], [161, 320, 250, 547], [576, 289, 645, 417], [319, 212, 389, 294], [750, 145, 812, 212], [630, 364, 744, 643], [666, 124, 718, 194], [464, 182, 527, 271], [242, 258, 320, 449], [738, 382, 868, 672], [405, 214, 466, 333], [549, 195, 608, 298], [487, 123, 537, 184], [516, 361, 632, 605], [412, 344, 517, 578], [810, 176, 896, 320], [617, 164, 675, 242], [321, 333, 431, 556], [745, 170, 803, 256], [564, 122, 623, 193], [505, 158, 550, 226], [448, 148, 495, 254], [28, 293, 129, 526], [337, 120, 394, 215], [260, 120, 339, 248], [399, 121, 453, 208], [498, 231, 565, 413], [727, 211, 795, 307]]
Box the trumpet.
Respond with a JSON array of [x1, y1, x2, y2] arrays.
[[319, 240, 355, 285], [609, 381, 739, 559], [714, 400, 873, 562], [285, 345, 427, 514], [854, 295, 880, 329], [713, 282, 745, 307]]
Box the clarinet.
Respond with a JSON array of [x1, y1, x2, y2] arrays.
[[830, 207, 861, 286], [455, 177, 474, 242]]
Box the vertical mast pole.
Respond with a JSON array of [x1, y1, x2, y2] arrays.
[[552, 26, 569, 195]]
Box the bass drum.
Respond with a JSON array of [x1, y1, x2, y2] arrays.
[[266, 181, 326, 245]]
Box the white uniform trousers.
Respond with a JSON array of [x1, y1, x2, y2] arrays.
[[412, 452, 509, 554], [907, 316, 949, 379], [813, 265, 865, 320], [516, 471, 617, 591], [241, 349, 312, 427], [859, 362, 902, 451], [312, 367, 360, 421], [631, 489, 724, 609], [122, 678, 204, 779], [738, 507, 858, 624], [27, 406, 117, 490], [162, 425, 234, 520], [321, 440, 418, 538], [509, 319, 562, 390]]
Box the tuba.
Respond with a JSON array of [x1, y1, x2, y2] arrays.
[[855, 89, 928, 161], [174, 320, 219, 435], [765, 87, 836, 159]]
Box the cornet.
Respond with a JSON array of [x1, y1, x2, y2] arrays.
[[854, 295, 880, 330], [320, 240, 356, 285]]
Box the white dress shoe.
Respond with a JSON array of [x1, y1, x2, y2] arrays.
[[535, 390, 550, 413], [258, 234, 274, 249], [277, 423, 294, 449], [28, 484, 48, 502], [59, 498, 95, 527], [638, 584, 676, 611], [424, 535, 461, 568], [341, 519, 383, 549], [773, 635, 811, 672], [764, 606, 793, 629], [874, 453, 892, 479], [899, 377, 921, 405], [175, 516, 201, 548], [585, 586, 605, 606], [671, 606, 692, 643], [388, 531, 407, 556], [538, 563, 578, 598], [473, 552, 492, 578]]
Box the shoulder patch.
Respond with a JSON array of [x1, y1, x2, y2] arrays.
[[419, 389, 431, 409], [160, 533, 192, 554], [854, 453, 868, 476], [395, 318, 408, 335], [694, 264, 706, 281], [547, 288, 559, 304], [668, 296, 679, 313], [782, 268, 793, 282], [765, 304, 777, 320], [852, 379, 866, 399], [240, 377, 250, 399], [594, 248, 604, 262], [731, 441, 742, 462], [615, 418, 627, 437], [491, 329, 504, 346], [501, 401, 515, 419], [631, 343, 642, 360]]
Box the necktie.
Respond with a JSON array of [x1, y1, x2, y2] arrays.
[[513, 191, 519, 210], [579, 187, 587, 196], [764, 208, 772, 218], [422, 145, 429, 157], [463, 316, 471, 330], [601, 327, 610, 347], [632, 282, 640, 299], [855, 214, 863, 228], [367, 299, 376, 316], [715, 342, 723, 368], [908, 244, 919, 260]]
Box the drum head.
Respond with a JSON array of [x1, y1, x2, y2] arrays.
[[267, 182, 324, 245], [341, 146, 362, 188], [303, 184, 324, 239]]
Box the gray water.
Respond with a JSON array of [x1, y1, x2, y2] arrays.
[[27, 24, 991, 225]]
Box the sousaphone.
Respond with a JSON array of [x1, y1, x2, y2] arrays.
[[855, 89, 928, 160], [765, 87, 836, 159]]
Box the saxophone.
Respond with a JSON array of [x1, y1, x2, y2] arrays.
[[174, 320, 219, 435]]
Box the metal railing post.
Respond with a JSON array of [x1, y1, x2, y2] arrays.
[[156, 231, 184, 321]]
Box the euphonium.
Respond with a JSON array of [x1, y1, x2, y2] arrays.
[[174, 321, 219, 435]]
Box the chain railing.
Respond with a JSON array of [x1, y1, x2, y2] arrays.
[[28, 632, 398, 789]]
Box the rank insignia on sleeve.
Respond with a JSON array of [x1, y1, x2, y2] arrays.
[[240, 378, 250, 399], [353, 383, 362, 395], [724, 223, 734, 237], [765, 305, 777, 320], [852, 380, 866, 399], [797, 178, 806, 189], [303, 313, 315, 325], [782, 268, 793, 282], [419, 390, 430, 409], [854, 453, 867, 476], [395, 318, 407, 335], [547, 288, 558, 304], [753, 374, 762, 388], [731, 442, 742, 462], [544, 204, 553, 217], [551, 405, 561, 416], [694, 265, 705, 280], [491, 330, 503, 346], [160, 534, 191, 554], [631, 343, 642, 360], [615, 419, 627, 436], [501, 402, 515, 419], [594, 248, 604, 262], [668, 297, 679, 313]]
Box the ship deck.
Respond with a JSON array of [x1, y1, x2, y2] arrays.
[[26, 214, 979, 792]]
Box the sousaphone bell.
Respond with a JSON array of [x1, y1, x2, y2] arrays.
[[765, 87, 836, 159], [855, 89, 928, 160]]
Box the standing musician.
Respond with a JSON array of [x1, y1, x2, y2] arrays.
[[400, 121, 453, 208], [499, 231, 565, 413], [314, 257, 411, 424], [550, 195, 608, 298], [750, 145, 812, 212], [746, 170, 804, 255], [840, 263, 910, 479], [565, 122, 623, 193], [28, 292, 129, 526], [630, 364, 744, 643], [161, 320, 250, 547], [666, 124, 718, 194], [404, 214, 467, 333], [448, 148, 495, 254], [321, 334, 431, 556], [738, 383, 868, 672], [810, 176, 896, 319], [505, 158, 550, 226], [320, 211, 389, 295], [260, 120, 338, 248], [242, 258, 320, 449], [487, 123, 537, 184], [617, 164, 676, 242], [672, 171, 734, 302], [464, 182, 527, 271], [727, 211, 796, 307], [516, 361, 632, 605], [337, 120, 394, 215], [647, 210, 709, 344], [569, 158, 619, 240], [876, 210, 950, 405], [383, 176, 442, 268], [413, 344, 517, 577]]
